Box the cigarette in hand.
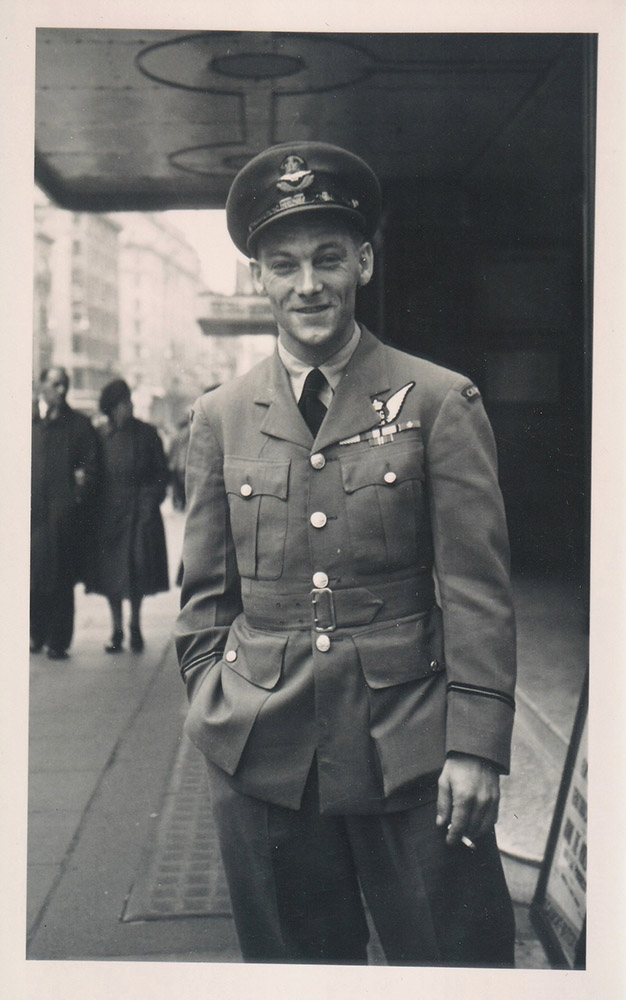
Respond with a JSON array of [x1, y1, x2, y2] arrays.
[[448, 825, 476, 851]]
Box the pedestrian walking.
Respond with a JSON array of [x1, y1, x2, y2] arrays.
[[92, 378, 169, 653], [30, 366, 99, 660], [175, 142, 517, 966]]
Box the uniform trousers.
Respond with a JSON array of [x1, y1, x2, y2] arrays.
[[207, 759, 515, 967]]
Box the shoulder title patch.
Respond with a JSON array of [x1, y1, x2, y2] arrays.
[[461, 384, 481, 402]]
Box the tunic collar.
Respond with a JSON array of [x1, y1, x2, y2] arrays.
[[276, 322, 361, 408]]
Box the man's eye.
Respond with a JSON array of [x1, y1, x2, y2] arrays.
[[317, 255, 340, 267], [271, 261, 295, 274]]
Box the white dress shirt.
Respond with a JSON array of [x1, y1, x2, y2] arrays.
[[277, 323, 361, 409]]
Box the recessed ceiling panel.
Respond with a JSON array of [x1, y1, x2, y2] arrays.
[[34, 29, 581, 214]]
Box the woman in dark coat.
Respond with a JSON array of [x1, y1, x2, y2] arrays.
[[93, 379, 169, 653]]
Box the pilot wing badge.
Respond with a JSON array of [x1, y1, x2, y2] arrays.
[[372, 382, 415, 425], [339, 382, 418, 446]]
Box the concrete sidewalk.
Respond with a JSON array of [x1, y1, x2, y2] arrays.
[[26, 503, 587, 967], [26, 504, 238, 960]]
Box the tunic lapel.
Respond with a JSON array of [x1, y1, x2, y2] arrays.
[[254, 329, 392, 451], [255, 350, 313, 449], [314, 328, 391, 451]]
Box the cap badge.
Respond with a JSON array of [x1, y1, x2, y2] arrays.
[[372, 382, 415, 425], [277, 154, 314, 193]]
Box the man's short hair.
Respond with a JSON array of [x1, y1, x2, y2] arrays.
[[40, 366, 69, 390]]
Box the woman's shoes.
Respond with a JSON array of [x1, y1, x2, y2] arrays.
[[105, 629, 124, 653], [130, 626, 144, 653], [104, 626, 144, 654]]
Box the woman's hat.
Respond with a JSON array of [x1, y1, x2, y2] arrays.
[[99, 378, 131, 417]]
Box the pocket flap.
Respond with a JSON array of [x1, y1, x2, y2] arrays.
[[339, 440, 424, 494], [224, 457, 290, 499], [353, 607, 444, 688], [223, 618, 288, 689]]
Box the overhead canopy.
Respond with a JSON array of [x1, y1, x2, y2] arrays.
[[35, 29, 582, 216]]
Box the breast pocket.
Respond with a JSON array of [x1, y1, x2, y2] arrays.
[[339, 435, 426, 573], [224, 457, 290, 580]]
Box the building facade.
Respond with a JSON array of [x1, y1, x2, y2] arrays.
[[33, 194, 209, 426], [112, 213, 205, 428], [194, 258, 276, 387], [34, 193, 277, 432], [34, 190, 121, 412]]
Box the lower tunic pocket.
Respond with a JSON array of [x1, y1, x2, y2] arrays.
[[352, 607, 447, 796]]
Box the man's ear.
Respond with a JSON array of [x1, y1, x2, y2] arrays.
[[249, 258, 265, 294], [357, 242, 374, 287]]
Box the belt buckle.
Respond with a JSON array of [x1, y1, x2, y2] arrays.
[[311, 587, 336, 632]]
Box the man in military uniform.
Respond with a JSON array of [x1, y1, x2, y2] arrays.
[[175, 142, 517, 966]]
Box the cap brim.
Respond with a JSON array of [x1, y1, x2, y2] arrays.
[[246, 203, 368, 256]]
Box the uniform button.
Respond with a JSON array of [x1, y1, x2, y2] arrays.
[[225, 649, 238, 663], [310, 511, 327, 529], [316, 634, 331, 652], [310, 452, 326, 470], [312, 571, 329, 589], [240, 483, 253, 497], [430, 659, 440, 671], [383, 471, 397, 485]]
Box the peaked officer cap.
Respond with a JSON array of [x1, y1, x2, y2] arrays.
[[226, 141, 382, 256]]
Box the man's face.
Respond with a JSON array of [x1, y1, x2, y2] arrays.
[[41, 368, 68, 411], [250, 216, 373, 364], [111, 397, 133, 427]]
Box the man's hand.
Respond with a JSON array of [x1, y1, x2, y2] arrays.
[[436, 753, 500, 847]]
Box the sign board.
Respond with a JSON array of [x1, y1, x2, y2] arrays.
[[531, 673, 588, 969]]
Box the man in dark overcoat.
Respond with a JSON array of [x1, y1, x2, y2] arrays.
[[30, 366, 99, 659], [175, 142, 517, 966]]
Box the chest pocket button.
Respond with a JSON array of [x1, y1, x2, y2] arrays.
[[383, 471, 397, 485]]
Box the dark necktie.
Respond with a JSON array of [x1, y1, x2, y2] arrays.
[[298, 367, 328, 437]]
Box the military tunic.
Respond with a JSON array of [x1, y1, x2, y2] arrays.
[[175, 327, 516, 816]]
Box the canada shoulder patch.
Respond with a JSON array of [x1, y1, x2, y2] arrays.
[[461, 384, 481, 402]]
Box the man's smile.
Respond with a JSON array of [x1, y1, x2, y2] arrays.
[[249, 216, 374, 364]]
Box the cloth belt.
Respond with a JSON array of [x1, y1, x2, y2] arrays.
[[241, 574, 435, 632]]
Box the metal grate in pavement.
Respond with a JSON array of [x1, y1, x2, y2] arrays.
[[122, 736, 232, 921]]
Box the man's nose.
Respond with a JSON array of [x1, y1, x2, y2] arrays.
[[295, 263, 322, 296]]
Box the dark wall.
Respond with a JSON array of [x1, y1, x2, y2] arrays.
[[357, 38, 594, 578]]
